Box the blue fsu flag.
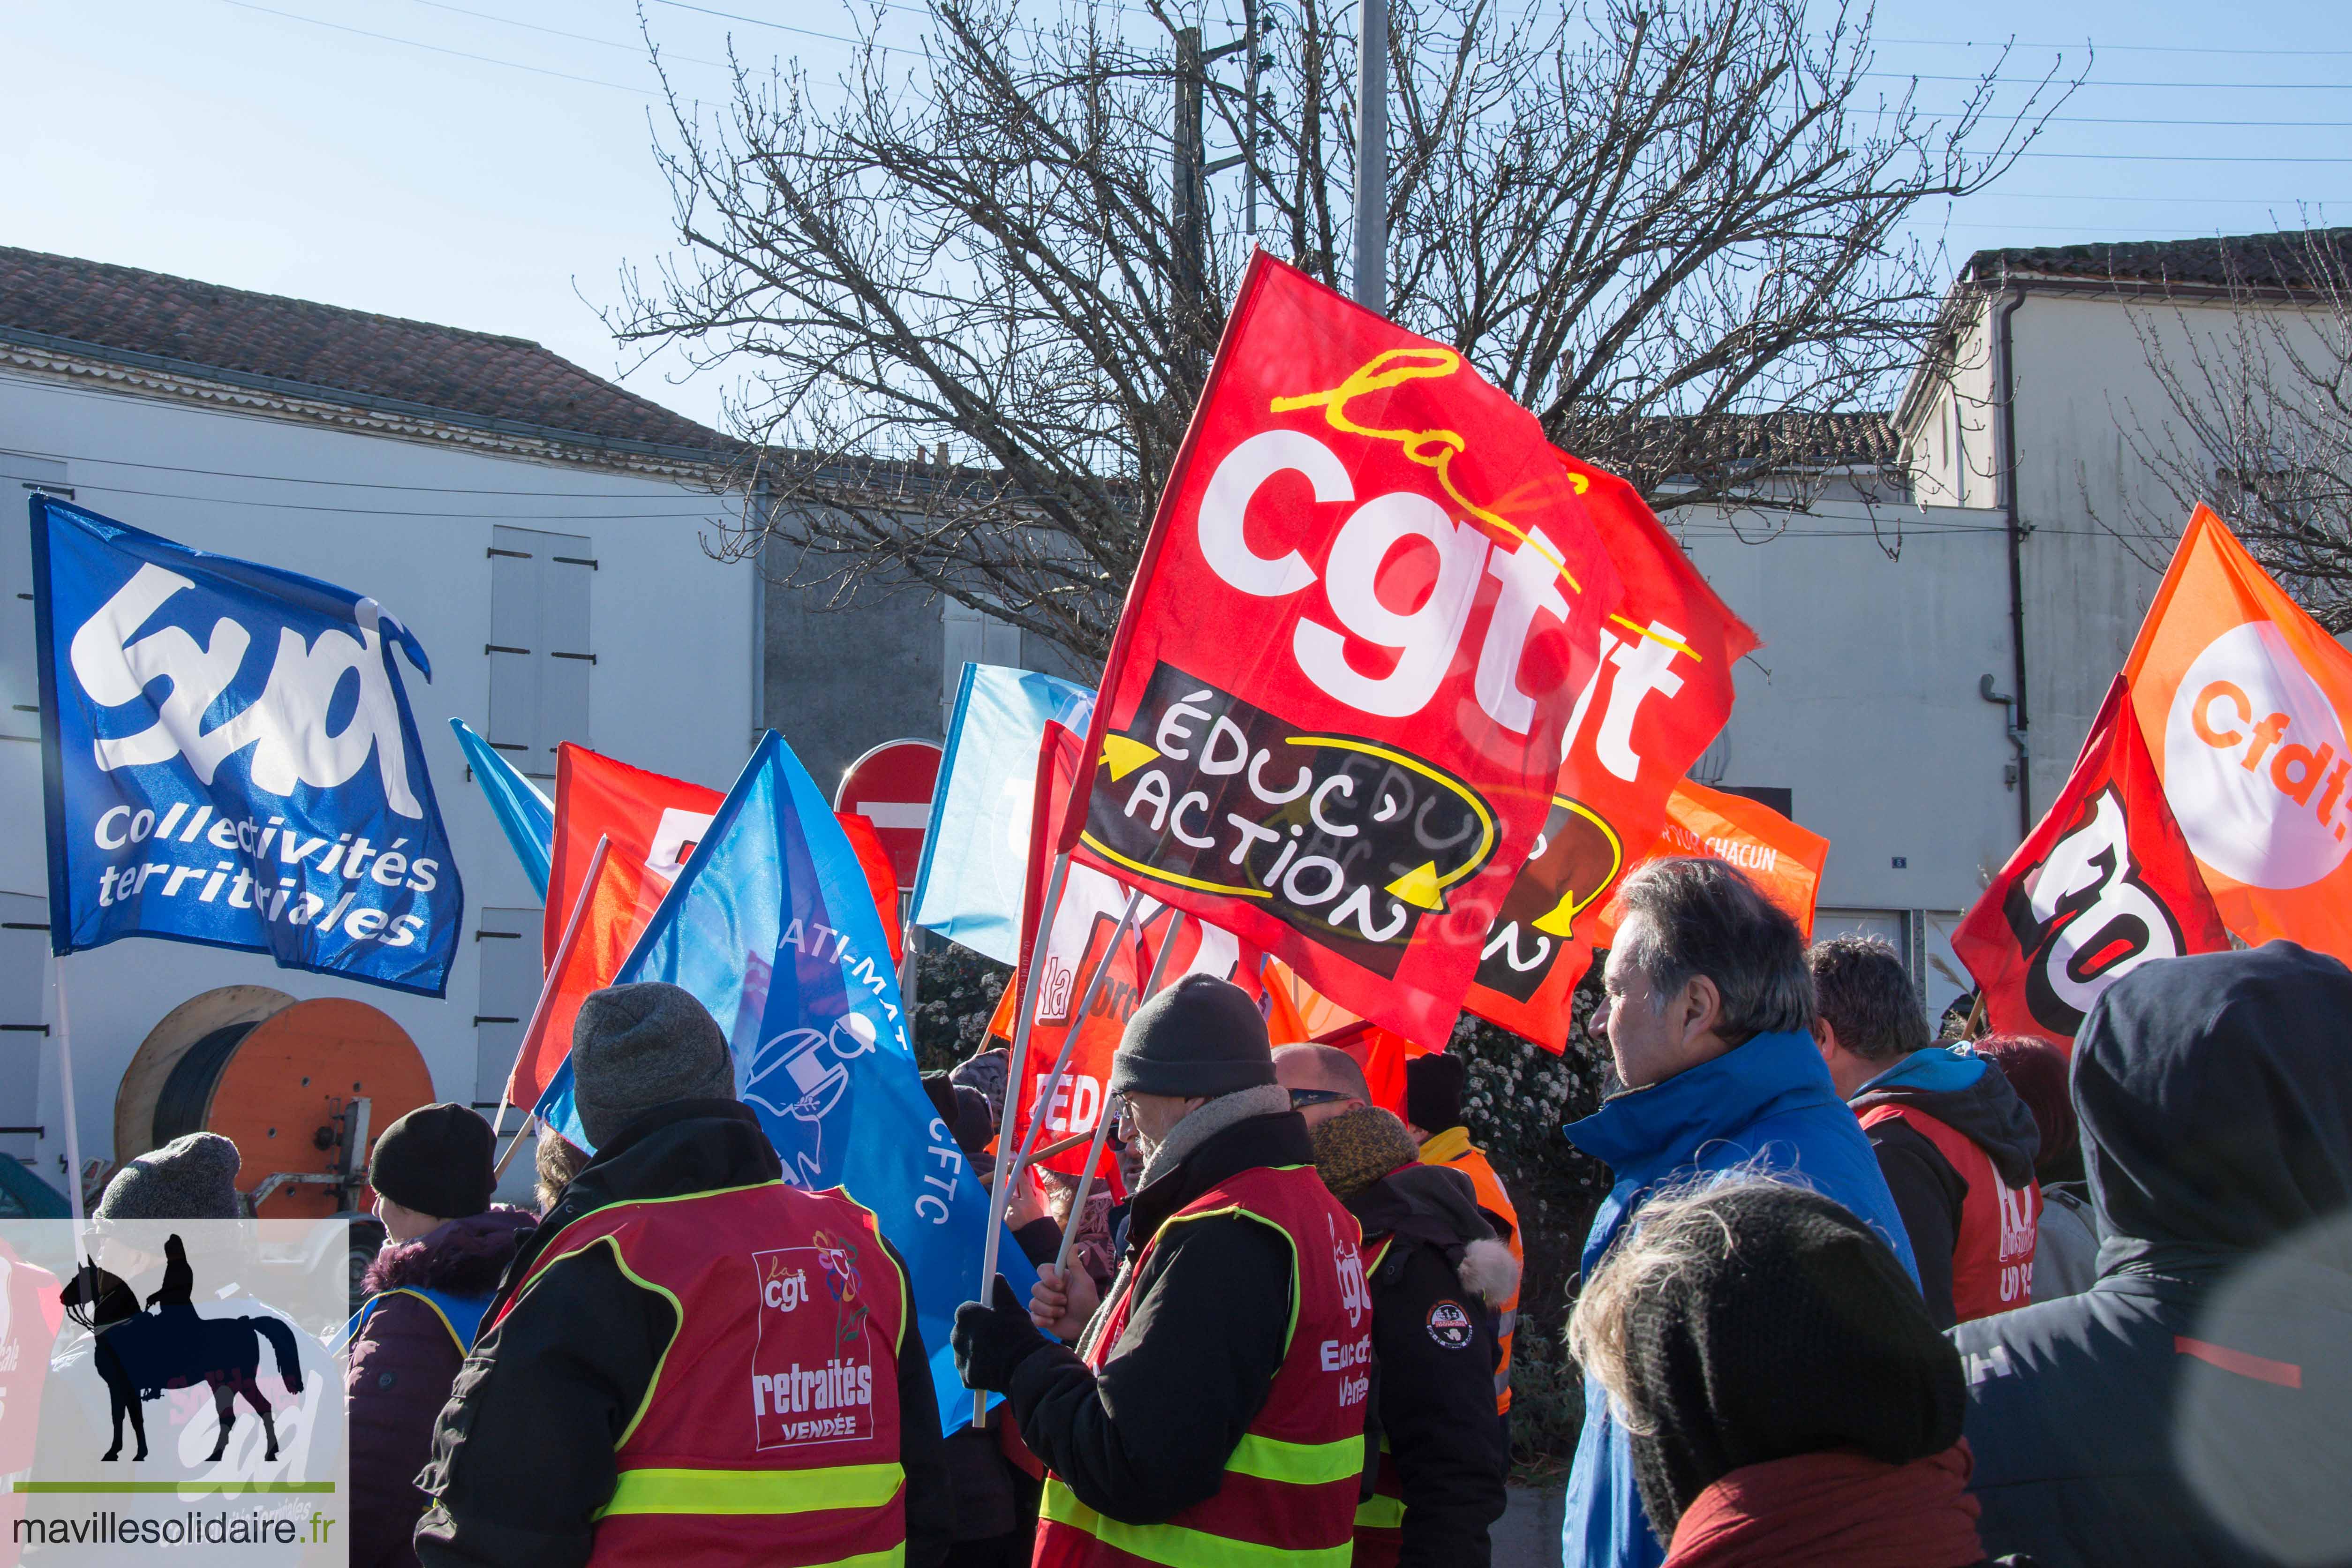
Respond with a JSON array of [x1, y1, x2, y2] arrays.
[[911, 662, 1094, 964], [31, 497, 463, 995], [535, 730, 1033, 1431]]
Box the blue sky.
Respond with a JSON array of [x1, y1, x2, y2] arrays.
[[5, 0, 2347, 434]]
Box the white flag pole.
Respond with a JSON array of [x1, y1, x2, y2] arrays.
[[1054, 910, 1185, 1274], [974, 849, 1071, 1424], [491, 835, 612, 1181], [53, 953, 85, 1230]]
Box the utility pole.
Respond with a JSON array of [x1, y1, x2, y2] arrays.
[[1173, 26, 1206, 309], [1352, 0, 1387, 313]]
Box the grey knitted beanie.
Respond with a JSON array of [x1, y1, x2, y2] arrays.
[[573, 982, 736, 1149], [96, 1131, 242, 1221], [1109, 974, 1275, 1099]]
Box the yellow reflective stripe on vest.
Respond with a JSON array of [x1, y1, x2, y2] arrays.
[[596, 1461, 904, 1518], [1353, 1495, 1405, 1530], [1041, 1483, 1351, 1568], [1224, 1432, 1364, 1487]]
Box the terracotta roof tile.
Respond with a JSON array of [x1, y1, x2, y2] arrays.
[[0, 245, 731, 456]]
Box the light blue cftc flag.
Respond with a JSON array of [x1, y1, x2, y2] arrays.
[[911, 662, 1094, 965], [31, 497, 463, 995], [535, 729, 1032, 1431], [449, 716, 553, 897]]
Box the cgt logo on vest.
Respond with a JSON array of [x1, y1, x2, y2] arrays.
[[1327, 1215, 1373, 1409], [2167, 621, 2352, 889], [751, 1244, 878, 1448]]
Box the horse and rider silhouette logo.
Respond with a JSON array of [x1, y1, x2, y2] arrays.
[[56, 1233, 305, 1464]]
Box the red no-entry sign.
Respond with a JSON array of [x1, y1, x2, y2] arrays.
[[836, 739, 944, 891]]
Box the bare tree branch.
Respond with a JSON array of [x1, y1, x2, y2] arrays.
[[613, 0, 2070, 660]]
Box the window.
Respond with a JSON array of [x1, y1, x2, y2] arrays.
[[942, 598, 1023, 732], [472, 907, 542, 1108], [0, 452, 71, 743], [0, 893, 49, 1161], [487, 525, 595, 779]]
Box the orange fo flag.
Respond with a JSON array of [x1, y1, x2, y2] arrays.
[[2123, 505, 2352, 961], [1601, 779, 1829, 940]]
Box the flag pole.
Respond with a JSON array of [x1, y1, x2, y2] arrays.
[[975, 849, 1071, 1423], [1054, 911, 1184, 1274], [492, 835, 612, 1182], [53, 954, 86, 1231]]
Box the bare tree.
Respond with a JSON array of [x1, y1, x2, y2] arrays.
[[615, 0, 2066, 661], [2108, 225, 2352, 631]]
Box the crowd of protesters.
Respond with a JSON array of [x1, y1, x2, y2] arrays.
[[53, 854, 2352, 1568]]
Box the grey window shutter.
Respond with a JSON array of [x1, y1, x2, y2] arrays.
[[472, 907, 544, 1106], [487, 526, 591, 780], [0, 892, 50, 1157], [539, 541, 594, 765]]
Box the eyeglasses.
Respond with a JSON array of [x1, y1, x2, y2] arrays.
[[1287, 1087, 1353, 1109]]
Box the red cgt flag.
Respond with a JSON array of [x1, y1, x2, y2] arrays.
[[1001, 722, 1260, 1179], [1464, 451, 1757, 1049], [1063, 252, 1622, 1048], [507, 843, 663, 1114], [1953, 675, 2231, 1051]]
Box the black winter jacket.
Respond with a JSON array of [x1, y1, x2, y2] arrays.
[[1348, 1162, 1513, 1568], [1951, 942, 2352, 1568], [414, 1100, 951, 1568], [1851, 1047, 2042, 1330], [1004, 1110, 1308, 1525]]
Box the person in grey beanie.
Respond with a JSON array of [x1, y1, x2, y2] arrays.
[[951, 975, 1370, 1562], [94, 1131, 242, 1221], [415, 982, 952, 1568]]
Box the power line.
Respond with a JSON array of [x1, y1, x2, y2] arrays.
[[70, 478, 739, 520], [215, 0, 668, 93], [398, 0, 736, 69], [1865, 72, 2352, 88], [1879, 37, 2352, 58], [60, 451, 733, 498], [2016, 151, 2352, 163]]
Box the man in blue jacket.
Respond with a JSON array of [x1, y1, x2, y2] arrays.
[[1560, 859, 1919, 1568]]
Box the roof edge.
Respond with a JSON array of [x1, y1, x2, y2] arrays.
[[0, 324, 744, 474]]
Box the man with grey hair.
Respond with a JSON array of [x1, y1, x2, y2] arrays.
[[1560, 858, 1919, 1568]]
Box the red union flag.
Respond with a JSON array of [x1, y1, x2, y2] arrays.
[[1063, 252, 1621, 1047], [1004, 723, 1261, 1176], [544, 742, 722, 965], [1464, 451, 1757, 1049], [1954, 675, 2231, 1050]]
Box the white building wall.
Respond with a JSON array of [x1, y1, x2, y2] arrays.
[[0, 368, 754, 1201], [1669, 498, 2019, 1014]]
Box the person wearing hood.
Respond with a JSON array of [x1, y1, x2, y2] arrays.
[[1568, 1171, 1998, 1568], [1563, 859, 1919, 1568], [1274, 1044, 1514, 1568], [1953, 941, 2352, 1568], [1811, 936, 2042, 1327], [348, 1104, 536, 1568], [952, 975, 1369, 1568], [1401, 1051, 1523, 1423]]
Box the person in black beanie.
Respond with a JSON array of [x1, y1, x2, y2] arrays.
[[1568, 1172, 1990, 1568], [349, 1104, 537, 1568], [951, 975, 1371, 1565], [1402, 1048, 1523, 1423]]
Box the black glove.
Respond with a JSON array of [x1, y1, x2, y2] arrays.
[[953, 1275, 1053, 1393]]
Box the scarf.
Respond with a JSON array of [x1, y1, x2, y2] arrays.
[[1664, 1443, 1985, 1568], [1136, 1083, 1291, 1189]]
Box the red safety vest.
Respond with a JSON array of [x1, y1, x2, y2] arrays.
[[496, 1181, 909, 1568], [1033, 1164, 1369, 1568], [1860, 1104, 2041, 1321]]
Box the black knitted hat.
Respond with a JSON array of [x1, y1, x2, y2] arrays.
[[1621, 1183, 1964, 1536], [368, 1103, 495, 1221], [1109, 975, 1275, 1099], [1405, 1051, 1468, 1133]]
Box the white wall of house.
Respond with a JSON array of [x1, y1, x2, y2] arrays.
[[1670, 498, 2017, 1016], [0, 366, 755, 1200]]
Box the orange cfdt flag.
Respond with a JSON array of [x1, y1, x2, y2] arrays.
[[2122, 504, 2352, 961]]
